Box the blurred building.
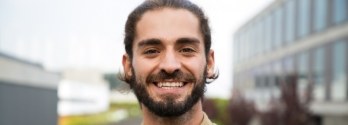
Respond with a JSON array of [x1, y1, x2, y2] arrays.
[[58, 69, 110, 116], [233, 0, 348, 124], [0, 52, 60, 125], [104, 73, 138, 104]]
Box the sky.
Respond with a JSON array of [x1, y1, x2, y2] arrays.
[[0, 0, 273, 99]]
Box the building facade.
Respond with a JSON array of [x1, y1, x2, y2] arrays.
[[0, 53, 61, 125], [233, 0, 348, 124]]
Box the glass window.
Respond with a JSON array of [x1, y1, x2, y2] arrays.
[[246, 26, 251, 59], [244, 28, 249, 60], [264, 65, 273, 87], [254, 68, 262, 88], [285, 0, 295, 44], [255, 20, 263, 54], [237, 32, 241, 62], [284, 56, 294, 75], [237, 34, 241, 63], [246, 28, 250, 61], [265, 14, 272, 52], [313, 46, 326, 101], [273, 61, 282, 87], [274, 7, 283, 49], [250, 23, 256, 57], [243, 30, 248, 61], [240, 30, 245, 62], [270, 61, 282, 99], [233, 34, 240, 64], [255, 67, 263, 88], [297, 52, 309, 102], [298, 52, 309, 84], [332, 40, 347, 101], [259, 17, 266, 54], [333, 0, 347, 24], [269, 12, 276, 50], [314, 0, 328, 32], [298, 0, 310, 38]]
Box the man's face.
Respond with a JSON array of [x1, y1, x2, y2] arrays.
[[123, 8, 215, 117]]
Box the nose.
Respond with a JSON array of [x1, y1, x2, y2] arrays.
[[159, 50, 181, 74]]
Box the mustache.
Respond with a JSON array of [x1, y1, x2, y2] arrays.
[[146, 70, 196, 83]]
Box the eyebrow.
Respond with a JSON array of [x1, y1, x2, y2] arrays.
[[137, 38, 162, 48], [176, 37, 201, 45], [137, 37, 201, 48]]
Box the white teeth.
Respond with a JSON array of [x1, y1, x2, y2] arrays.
[[157, 82, 184, 88]]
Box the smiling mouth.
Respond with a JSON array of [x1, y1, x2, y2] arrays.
[[153, 82, 188, 89]]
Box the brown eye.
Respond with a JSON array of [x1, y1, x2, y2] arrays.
[[180, 48, 195, 53], [144, 49, 160, 55]]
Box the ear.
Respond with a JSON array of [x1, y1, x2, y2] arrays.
[[206, 49, 215, 78], [122, 54, 132, 78]]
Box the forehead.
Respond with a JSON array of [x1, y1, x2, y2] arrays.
[[134, 8, 203, 45]]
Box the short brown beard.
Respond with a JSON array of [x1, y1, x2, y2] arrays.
[[129, 68, 207, 117]]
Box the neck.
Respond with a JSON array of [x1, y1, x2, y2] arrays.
[[142, 100, 204, 125]]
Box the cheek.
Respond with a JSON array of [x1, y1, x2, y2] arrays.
[[183, 57, 207, 78], [132, 58, 156, 82]]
